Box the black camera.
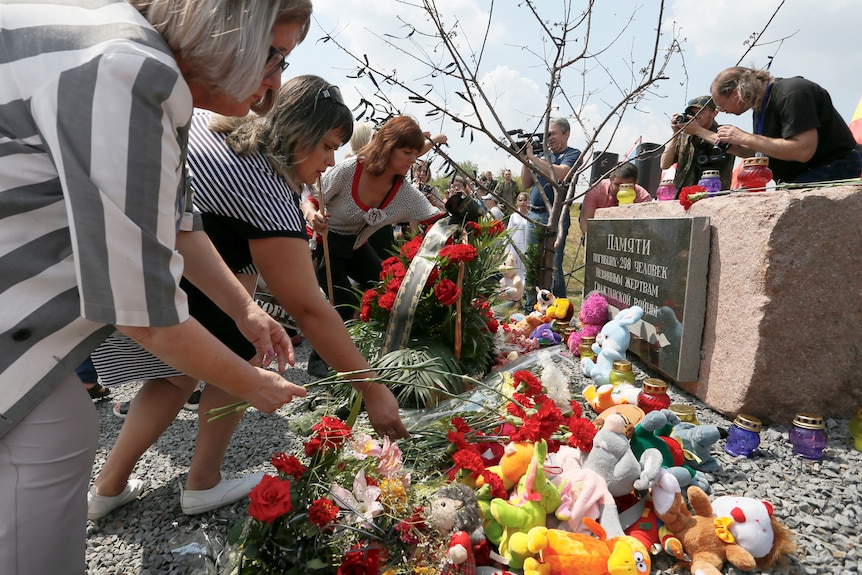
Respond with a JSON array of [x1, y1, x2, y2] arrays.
[[695, 141, 730, 168], [673, 112, 693, 125]]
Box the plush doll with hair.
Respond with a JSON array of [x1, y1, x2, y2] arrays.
[[429, 482, 484, 575]]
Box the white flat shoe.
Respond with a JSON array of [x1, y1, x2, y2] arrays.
[[87, 479, 145, 521], [180, 472, 264, 515]]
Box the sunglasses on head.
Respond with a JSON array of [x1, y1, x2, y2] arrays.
[[317, 85, 344, 105]]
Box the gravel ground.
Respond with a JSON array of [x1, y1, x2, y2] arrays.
[[85, 341, 862, 574]]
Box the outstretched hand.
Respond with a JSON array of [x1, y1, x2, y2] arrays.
[[362, 383, 409, 439]]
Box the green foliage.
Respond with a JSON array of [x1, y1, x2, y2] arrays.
[[347, 218, 509, 408]]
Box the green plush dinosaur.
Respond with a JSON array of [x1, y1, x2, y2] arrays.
[[488, 439, 562, 570]]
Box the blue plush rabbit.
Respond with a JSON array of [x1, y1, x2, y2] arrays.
[[581, 305, 644, 386]]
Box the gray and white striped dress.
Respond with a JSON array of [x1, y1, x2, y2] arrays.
[[0, 0, 196, 437]]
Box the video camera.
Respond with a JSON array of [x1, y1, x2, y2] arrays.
[[695, 141, 730, 168], [504, 129, 545, 155]]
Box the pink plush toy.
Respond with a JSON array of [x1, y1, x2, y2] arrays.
[[566, 292, 609, 356]]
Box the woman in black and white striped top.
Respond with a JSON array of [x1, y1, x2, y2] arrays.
[[91, 75, 409, 522]]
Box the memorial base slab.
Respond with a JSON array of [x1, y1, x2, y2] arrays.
[[593, 185, 862, 424]]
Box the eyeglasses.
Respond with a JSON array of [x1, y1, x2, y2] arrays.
[[317, 85, 344, 105], [264, 46, 289, 78]]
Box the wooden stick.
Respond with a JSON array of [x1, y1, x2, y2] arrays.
[[316, 177, 335, 303], [455, 261, 465, 361]]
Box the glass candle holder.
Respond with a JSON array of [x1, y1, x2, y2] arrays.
[[609, 360, 635, 387], [697, 170, 722, 196], [789, 413, 827, 460], [578, 336, 597, 361], [724, 414, 762, 457], [669, 403, 699, 425], [637, 378, 670, 414], [848, 406, 862, 452], [737, 157, 773, 191], [617, 183, 636, 205], [656, 179, 676, 201]]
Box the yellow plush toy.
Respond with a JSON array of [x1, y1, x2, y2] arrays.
[[522, 521, 651, 575], [475, 441, 534, 492]]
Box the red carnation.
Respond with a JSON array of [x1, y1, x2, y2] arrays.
[[396, 506, 426, 544], [424, 266, 440, 288], [439, 243, 477, 264], [271, 452, 306, 479], [487, 219, 505, 236], [679, 185, 707, 210], [481, 469, 508, 499], [337, 544, 383, 575], [514, 370, 543, 396], [248, 474, 293, 524], [567, 416, 597, 451], [400, 235, 424, 260], [434, 278, 461, 306], [453, 449, 486, 479], [378, 291, 397, 311], [380, 256, 401, 278], [308, 497, 340, 529]]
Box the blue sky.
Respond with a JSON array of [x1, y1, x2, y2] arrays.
[[286, 0, 862, 178]]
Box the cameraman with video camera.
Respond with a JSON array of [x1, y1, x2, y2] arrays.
[[519, 117, 581, 300], [660, 95, 735, 195]]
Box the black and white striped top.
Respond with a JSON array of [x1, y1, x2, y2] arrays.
[[0, 0, 195, 437], [188, 109, 308, 264]]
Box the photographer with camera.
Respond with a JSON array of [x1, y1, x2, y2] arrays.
[[520, 117, 581, 300], [660, 95, 735, 195], [710, 66, 862, 184]]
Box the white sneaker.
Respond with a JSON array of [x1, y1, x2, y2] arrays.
[[180, 472, 264, 515], [87, 479, 145, 521]]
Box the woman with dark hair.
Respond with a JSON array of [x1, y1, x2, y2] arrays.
[[302, 115, 445, 323], [0, 0, 311, 571], [90, 77, 409, 521]]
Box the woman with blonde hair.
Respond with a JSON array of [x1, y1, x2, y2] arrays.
[[0, 1, 312, 571], [91, 74, 409, 522]]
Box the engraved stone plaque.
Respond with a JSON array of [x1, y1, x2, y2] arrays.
[[584, 217, 710, 382]]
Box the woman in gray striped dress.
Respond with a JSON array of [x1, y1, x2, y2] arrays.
[[0, 1, 311, 573]]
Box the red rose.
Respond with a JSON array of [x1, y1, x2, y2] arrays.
[[439, 243, 477, 264], [434, 278, 461, 305], [271, 452, 306, 479], [305, 416, 352, 456], [465, 221, 482, 235], [308, 497, 340, 529], [380, 256, 401, 280], [248, 474, 293, 524]]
